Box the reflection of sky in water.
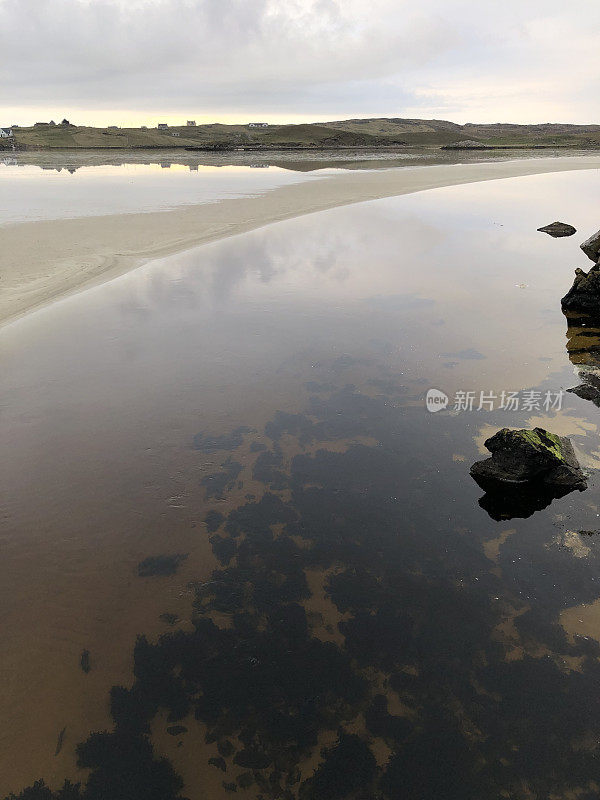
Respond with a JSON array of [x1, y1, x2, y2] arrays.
[[5, 170, 600, 797], [0, 162, 330, 225], [4, 170, 600, 538]]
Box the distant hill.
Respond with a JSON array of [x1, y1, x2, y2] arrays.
[[9, 118, 600, 151]]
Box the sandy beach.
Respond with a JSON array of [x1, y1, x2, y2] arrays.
[[2, 155, 600, 328]]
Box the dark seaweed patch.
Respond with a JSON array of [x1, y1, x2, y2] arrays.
[[300, 734, 376, 799], [209, 534, 236, 566], [166, 726, 187, 737], [137, 554, 188, 578], [80, 650, 90, 674], [205, 510, 225, 532], [217, 740, 234, 758], [193, 427, 253, 453], [12, 386, 600, 799], [252, 450, 288, 490], [55, 727, 67, 756], [201, 460, 243, 498], [3, 780, 83, 800]]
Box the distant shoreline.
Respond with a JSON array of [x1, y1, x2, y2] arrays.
[[3, 154, 600, 330], [7, 116, 600, 152]]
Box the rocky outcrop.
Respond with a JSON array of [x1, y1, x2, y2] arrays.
[[561, 265, 600, 313], [471, 428, 586, 520], [471, 428, 586, 490], [537, 221, 576, 237], [581, 229, 600, 262]]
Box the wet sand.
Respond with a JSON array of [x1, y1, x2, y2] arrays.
[[2, 155, 600, 327]]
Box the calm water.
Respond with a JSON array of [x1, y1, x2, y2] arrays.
[[1, 147, 592, 225], [0, 162, 326, 225], [3, 168, 600, 798]]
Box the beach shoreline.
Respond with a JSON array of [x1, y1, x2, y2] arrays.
[[3, 154, 600, 329]]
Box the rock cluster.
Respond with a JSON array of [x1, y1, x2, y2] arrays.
[[562, 228, 600, 313]]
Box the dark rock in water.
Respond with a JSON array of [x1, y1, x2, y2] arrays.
[[561, 265, 600, 313], [472, 428, 586, 520], [581, 229, 600, 262], [568, 381, 600, 406], [537, 221, 576, 237], [471, 428, 586, 492]]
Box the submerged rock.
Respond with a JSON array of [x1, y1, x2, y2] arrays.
[[581, 229, 600, 262], [471, 428, 586, 491], [561, 265, 600, 313], [537, 221, 576, 237]]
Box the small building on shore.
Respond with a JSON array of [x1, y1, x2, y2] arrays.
[[248, 122, 269, 128], [157, 123, 169, 130], [187, 120, 196, 126], [0, 127, 13, 138]]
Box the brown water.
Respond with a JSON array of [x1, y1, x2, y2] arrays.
[[3, 169, 600, 798]]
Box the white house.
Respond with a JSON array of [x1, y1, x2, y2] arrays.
[[0, 127, 13, 138], [248, 122, 269, 128], [187, 120, 196, 126], [157, 123, 169, 130]]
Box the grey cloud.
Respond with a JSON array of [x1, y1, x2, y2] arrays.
[[1, 0, 599, 121]]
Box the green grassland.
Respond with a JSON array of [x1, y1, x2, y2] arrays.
[[8, 118, 600, 150]]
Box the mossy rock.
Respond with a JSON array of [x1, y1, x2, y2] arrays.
[[471, 427, 586, 490]]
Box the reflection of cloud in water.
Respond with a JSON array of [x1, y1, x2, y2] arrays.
[[441, 347, 485, 360]]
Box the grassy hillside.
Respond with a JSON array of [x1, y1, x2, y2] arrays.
[[9, 118, 600, 151]]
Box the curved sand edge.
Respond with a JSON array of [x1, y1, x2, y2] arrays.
[[2, 155, 600, 328]]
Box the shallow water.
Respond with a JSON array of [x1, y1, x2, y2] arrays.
[[0, 162, 327, 225], [1, 147, 592, 225], [3, 169, 600, 798]]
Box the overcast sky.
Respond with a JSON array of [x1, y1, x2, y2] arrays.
[[2, 0, 599, 126]]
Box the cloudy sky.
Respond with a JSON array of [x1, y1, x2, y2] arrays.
[[2, 0, 599, 126]]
